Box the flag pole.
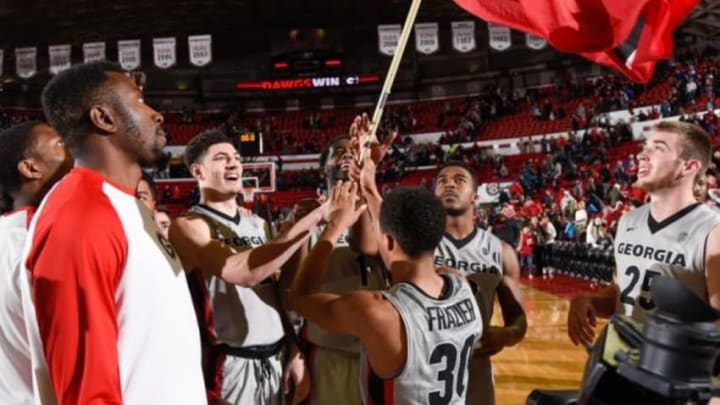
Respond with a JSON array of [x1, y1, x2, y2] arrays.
[[360, 0, 423, 163]]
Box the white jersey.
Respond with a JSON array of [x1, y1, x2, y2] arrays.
[[0, 208, 34, 405], [304, 227, 386, 353], [434, 227, 504, 327], [359, 274, 482, 405], [614, 203, 720, 321], [23, 168, 206, 405], [187, 204, 285, 348]]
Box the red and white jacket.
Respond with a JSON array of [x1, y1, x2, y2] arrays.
[[23, 168, 206, 405]]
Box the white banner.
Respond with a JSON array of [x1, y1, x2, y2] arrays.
[[488, 23, 512, 51], [118, 40, 141, 71], [0, 50, 3, 77], [48, 44, 71, 75], [188, 34, 212, 67], [451, 21, 476, 53], [478, 183, 501, 203], [414, 23, 439, 55], [153, 37, 176, 69], [15, 47, 37, 79], [83, 42, 106, 62], [526, 34, 547, 50], [378, 24, 401, 56]]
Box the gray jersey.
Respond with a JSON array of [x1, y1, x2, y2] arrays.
[[304, 227, 386, 353], [614, 203, 720, 321], [188, 204, 284, 347], [359, 274, 482, 405], [434, 227, 504, 327]]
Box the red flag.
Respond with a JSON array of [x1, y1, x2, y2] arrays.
[[453, 0, 700, 82]]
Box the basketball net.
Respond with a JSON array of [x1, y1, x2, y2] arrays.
[[241, 188, 255, 206]]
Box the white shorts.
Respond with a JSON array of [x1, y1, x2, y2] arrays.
[[219, 354, 282, 405]]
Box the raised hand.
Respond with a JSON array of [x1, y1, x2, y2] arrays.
[[349, 113, 397, 165], [327, 181, 367, 231]]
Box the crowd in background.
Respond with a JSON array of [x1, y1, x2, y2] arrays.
[[4, 47, 720, 277]]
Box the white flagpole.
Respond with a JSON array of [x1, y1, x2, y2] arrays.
[[361, 0, 423, 162]]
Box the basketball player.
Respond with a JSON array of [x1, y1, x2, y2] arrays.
[[169, 129, 327, 405], [279, 115, 394, 405], [433, 160, 527, 405], [154, 205, 172, 240], [136, 170, 157, 210], [568, 121, 720, 346], [135, 170, 172, 235], [0, 122, 72, 405], [290, 181, 482, 405], [25, 62, 207, 404]]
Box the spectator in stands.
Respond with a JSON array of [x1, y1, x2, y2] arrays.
[[491, 204, 521, 248], [498, 161, 509, 178], [518, 225, 536, 276], [596, 222, 613, 250], [608, 183, 623, 205], [563, 219, 577, 241], [542, 189, 555, 210], [560, 190, 577, 218], [574, 200, 588, 236], [540, 215, 557, 271]]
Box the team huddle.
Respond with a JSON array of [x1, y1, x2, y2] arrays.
[[0, 62, 718, 405]]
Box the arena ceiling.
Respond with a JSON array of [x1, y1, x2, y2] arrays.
[[0, 0, 465, 46], [1, 0, 718, 47], [682, 0, 720, 40]]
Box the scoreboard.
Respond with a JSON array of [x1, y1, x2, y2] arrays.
[[238, 132, 262, 156]]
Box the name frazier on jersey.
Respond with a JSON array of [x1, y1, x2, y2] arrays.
[[616, 242, 687, 267], [426, 298, 477, 332], [434, 256, 500, 275]]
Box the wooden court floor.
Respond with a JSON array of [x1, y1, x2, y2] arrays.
[[492, 275, 608, 405]]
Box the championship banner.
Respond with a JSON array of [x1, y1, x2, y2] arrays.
[[188, 34, 212, 67], [15, 47, 37, 79], [414, 22, 439, 54], [526, 33, 547, 50], [83, 42, 106, 62], [48, 44, 71, 75], [488, 23, 511, 51], [451, 21, 476, 53], [478, 182, 501, 203], [153, 37, 176, 69], [378, 24, 401, 56], [0, 50, 4, 77], [118, 40, 141, 71]]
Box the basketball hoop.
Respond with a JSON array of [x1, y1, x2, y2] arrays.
[[241, 188, 256, 204]]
